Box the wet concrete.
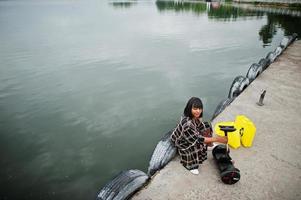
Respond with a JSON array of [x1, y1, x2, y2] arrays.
[[133, 41, 301, 200]]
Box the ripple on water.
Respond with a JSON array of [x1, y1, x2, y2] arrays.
[[189, 38, 241, 53]]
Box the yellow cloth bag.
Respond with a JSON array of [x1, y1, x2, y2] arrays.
[[214, 115, 256, 149], [235, 115, 256, 147]]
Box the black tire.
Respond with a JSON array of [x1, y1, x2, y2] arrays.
[[220, 169, 240, 185], [228, 76, 249, 99], [147, 130, 177, 176], [210, 98, 234, 121], [280, 37, 289, 49], [246, 63, 263, 83], [258, 58, 269, 71], [266, 51, 276, 64], [288, 33, 298, 46], [274, 46, 283, 58], [96, 170, 149, 200]]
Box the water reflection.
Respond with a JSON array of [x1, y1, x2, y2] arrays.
[[259, 14, 301, 46], [207, 4, 264, 20], [156, 1, 207, 14], [155, 1, 301, 46], [109, 0, 137, 8], [156, 1, 264, 19]]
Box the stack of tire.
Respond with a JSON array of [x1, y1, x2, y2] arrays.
[[211, 33, 298, 121]]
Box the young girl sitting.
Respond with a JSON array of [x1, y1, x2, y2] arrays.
[[171, 97, 227, 175]]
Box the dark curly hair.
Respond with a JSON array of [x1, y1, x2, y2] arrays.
[[183, 97, 203, 119]]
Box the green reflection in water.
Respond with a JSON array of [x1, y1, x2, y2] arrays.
[[207, 5, 264, 20], [155, 1, 301, 46], [156, 0, 263, 19], [109, 0, 138, 8], [259, 14, 301, 46], [156, 0, 207, 14]]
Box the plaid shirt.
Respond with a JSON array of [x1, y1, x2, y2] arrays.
[[171, 116, 213, 170]]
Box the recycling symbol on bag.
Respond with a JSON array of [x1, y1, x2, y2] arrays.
[[239, 128, 244, 136]]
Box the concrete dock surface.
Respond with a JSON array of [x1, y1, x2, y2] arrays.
[[133, 41, 301, 200]]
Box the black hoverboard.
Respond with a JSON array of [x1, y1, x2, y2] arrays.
[[212, 125, 240, 185]]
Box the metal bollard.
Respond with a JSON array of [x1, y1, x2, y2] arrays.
[[257, 90, 266, 106]]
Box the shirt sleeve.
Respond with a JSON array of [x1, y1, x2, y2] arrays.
[[170, 123, 182, 144], [182, 123, 205, 145], [199, 121, 213, 137]]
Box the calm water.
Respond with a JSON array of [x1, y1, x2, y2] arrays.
[[0, 0, 300, 199]]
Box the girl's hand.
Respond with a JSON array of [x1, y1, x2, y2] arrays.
[[215, 136, 228, 144], [204, 136, 227, 144]]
